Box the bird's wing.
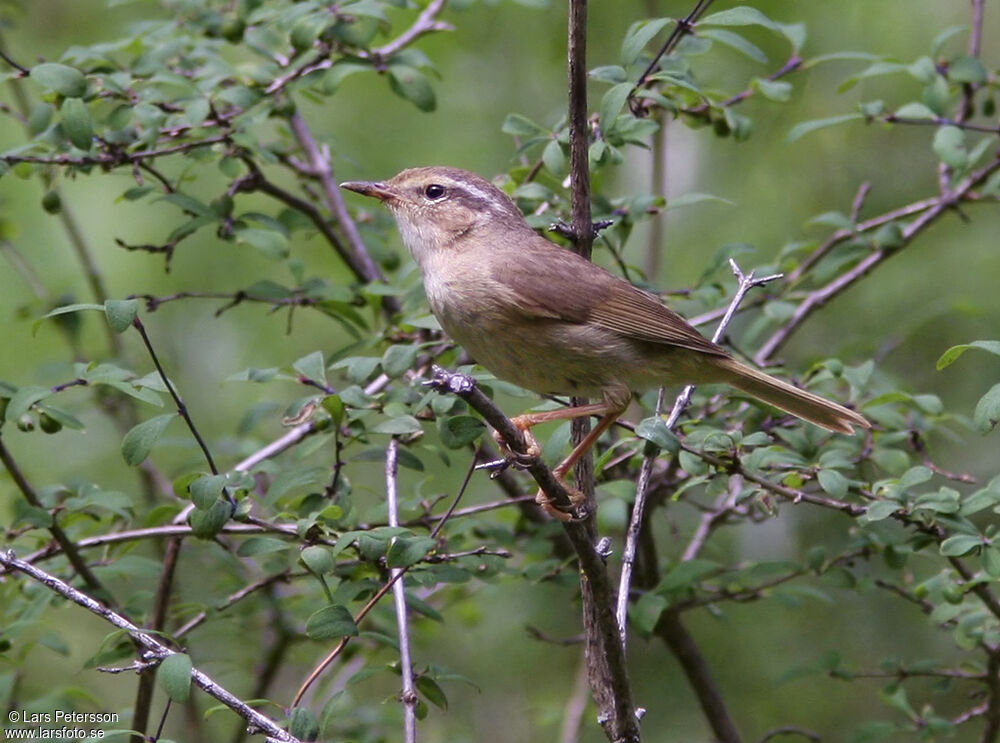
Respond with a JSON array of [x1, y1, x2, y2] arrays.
[[490, 235, 727, 358], [588, 280, 728, 357]]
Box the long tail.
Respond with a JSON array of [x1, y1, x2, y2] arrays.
[[712, 357, 869, 434]]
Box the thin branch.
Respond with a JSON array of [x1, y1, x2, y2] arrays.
[[0, 550, 300, 743], [374, 0, 451, 59], [286, 114, 391, 289], [132, 316, 218, 475], [632, 0, 715, 94], [386, 439, 418, 742], [617, 260, 781, 641], [0, 45, 29, 74], [0, 134, 230, 168]]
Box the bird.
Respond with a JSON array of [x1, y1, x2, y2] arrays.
[[341, 166, 869, 518]]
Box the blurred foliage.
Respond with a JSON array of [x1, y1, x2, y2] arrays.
[[1, 1, 1000, 742]]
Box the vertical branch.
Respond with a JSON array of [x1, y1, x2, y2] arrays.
[[566, 4, 641, 740], [385, 438, 418, 743], [566, 0, 593, 260]]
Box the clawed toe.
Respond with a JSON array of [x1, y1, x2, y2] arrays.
[[536, 484, 587, 523], [491, 427, 541, 469]]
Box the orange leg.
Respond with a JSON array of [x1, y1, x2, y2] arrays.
[[495, 401, 626, 521]]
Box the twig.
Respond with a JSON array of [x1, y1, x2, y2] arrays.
[[632, 0, 715, 94], [374, 0, 451, 59], [286, 114, 392, 291], [385, 439, 418, 742], [132, 316, 218, 475], [0, 45, 29, 74], [0, 550, 300, 743], [0, 134, 230, 168], [616, 260, 781, 642]]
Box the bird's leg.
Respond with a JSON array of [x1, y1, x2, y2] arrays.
[[493, 401, 624, 521]]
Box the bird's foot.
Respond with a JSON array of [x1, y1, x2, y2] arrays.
[[535, 483, 587, 523], [491, 426, 541, 469]]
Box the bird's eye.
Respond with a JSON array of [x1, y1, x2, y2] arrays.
[[424, 184, 446, 200]]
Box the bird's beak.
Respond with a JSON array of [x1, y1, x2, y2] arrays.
[[340, 180, 395, 202]]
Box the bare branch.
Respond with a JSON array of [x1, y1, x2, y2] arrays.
[[386, 439, 418, 742], [0, 550, 300, 743], [617, 261, 782, 641]]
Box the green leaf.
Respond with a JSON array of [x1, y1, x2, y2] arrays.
[[234, 226, 289, 259], [386, 536, 437, 568], [189, 474, 227, 510], [60, 97, 93, 150], [542, 138, 566, 176], [940, 534, 983, 557], [621, 18, 672, 67], [31, 62, 87, 97], [700, 7, 781, 31], [893, 102, 938, 120], [501, 113, 546, 138], [293, 350, 327, 384], [665, 192, 733, 210], [388, 65, 436, 112], [973, 383, 1000, 434], [933, 125, 968, 169], [6, 385, 52, 421], [288, 708, 320, 742], [372, 415, 422, 436], [589, 65, 628, 84], [635, 416, 679, 453], [415, 675, 449, 710], [860, 500, 900, 523], [104, 299, 139, 333], [305, 604, 359, 640], [699, 28, 767, 63], [755, 78, 792, 102], [949, 55, 987, 84], [159, 192, 216, 219], [817, 469, 849, 498], [300, 545, 336, 574], [787, 113, 863, 143], [121, 413, 175, 466], [236, 536, 290, 557], [188, 498, 231, 539], [936, 340, 1000, 370], [439, 415, 485, 449], [982, 546, 1000, 578], [599, 82, 632, 137], [381, 344, 418, 378], [157, 653, 192, 702]]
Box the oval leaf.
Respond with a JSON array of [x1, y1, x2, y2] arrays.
[[104, 299, 139, 334], [157, 653, 192, 703], [388, 65, 436, 112], [32, 62, 87, 97], [121, 413, 175, 466], [60, 97, 93, 150], [306, 604, 359, 640]]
